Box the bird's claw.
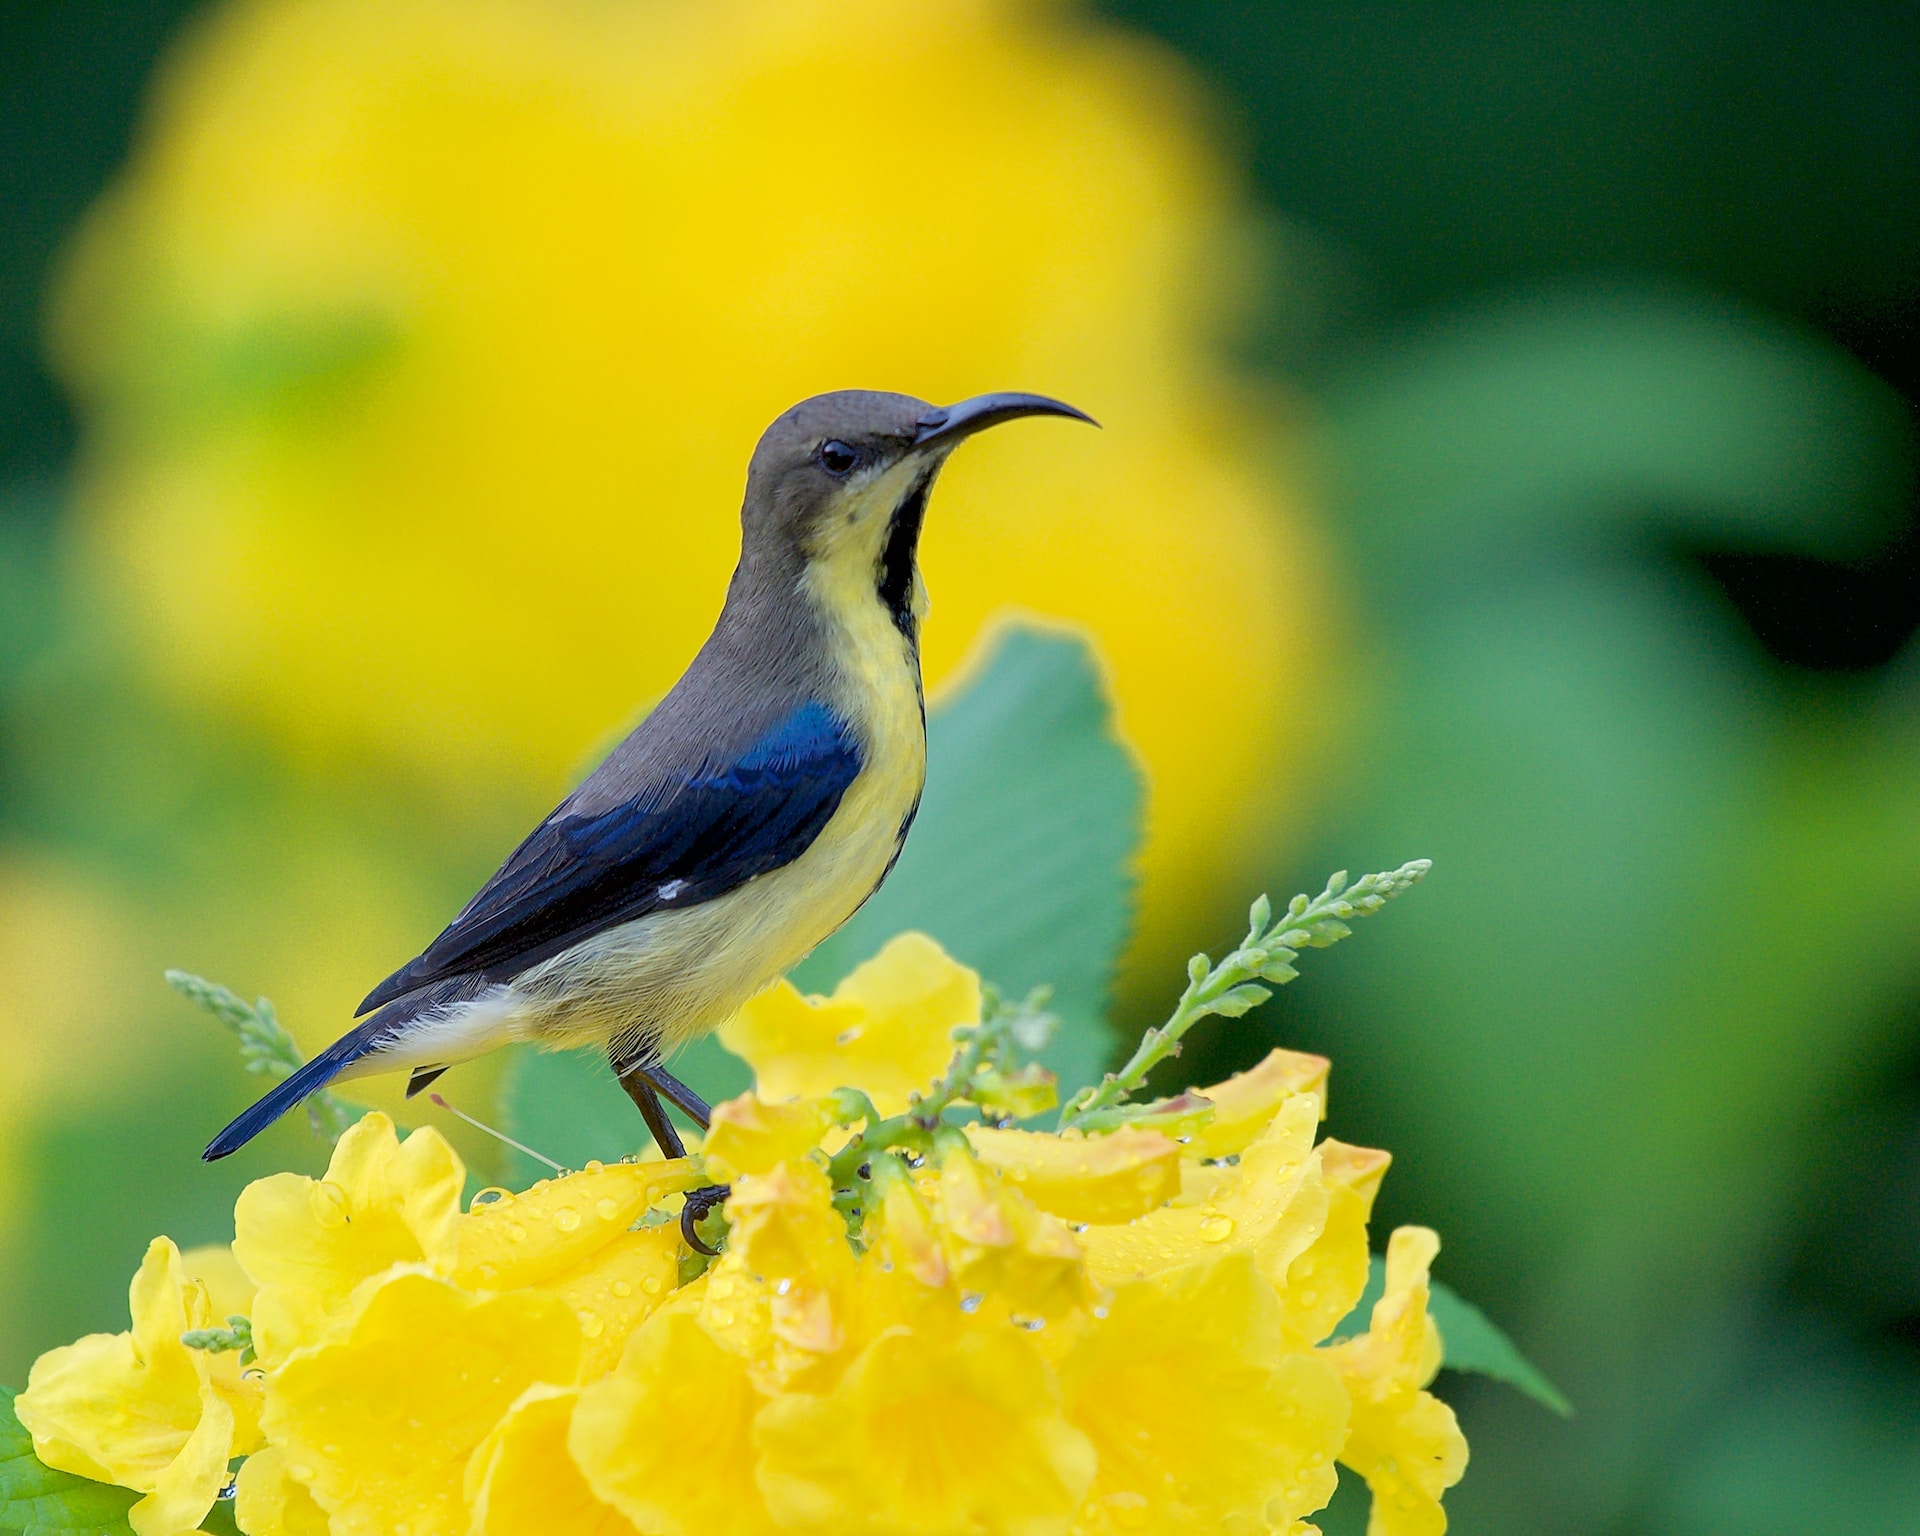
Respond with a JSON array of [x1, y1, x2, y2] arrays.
[[680, 1183, 732, 1256]]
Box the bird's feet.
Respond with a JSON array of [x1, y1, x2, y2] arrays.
[[680, 1183, 732, 1256]]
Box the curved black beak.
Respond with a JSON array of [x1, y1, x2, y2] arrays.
[[912, 391, 1098, 450]]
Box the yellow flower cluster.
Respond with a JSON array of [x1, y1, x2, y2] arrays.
[[15, 936, 1464, 1535]]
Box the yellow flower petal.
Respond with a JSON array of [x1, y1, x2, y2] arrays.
[[700, 1159, 857, 1392], [465, 1385, 637, 1536], [1079, 1095, 1327, 1290], [965, 1124, 1181, 1226], [452, 1159, 701, 1292], [1188, 1049, 1330, 1160], [702, 1095, 839, 1182], [16, 1237, 236, 1534], [1276, 1140, 1390, 1348], [234, 1114, 464, 1365], [935, 1149, 1096, 1325], [755, 1324, 1095, 1536], [571, 1309, 779, 1536], [1059, 1253, 1347, 1535], [132, 1387, 232, 1536], [719, 934, 977, 1113], [178, 1243, 264, 1455], [261, 1270, 580, 1536], [1323, 1228, 1468, 1536], [233, 1446, 330, 1536], [544, 1223, 683, 1380], [178, 1244, 256, 1318]]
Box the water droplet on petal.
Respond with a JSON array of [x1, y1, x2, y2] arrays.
[[610, 1279, 633, 1298], [470, 1186, 513, 1209], [1199, 1214, 1235, 1243], [505, 1223, 528, 1243], [709, 1307, 735, 1327], [596, 1197, 621, 1221], [314, 1182, 350, 1226], [584, 1159, 604, 1174], [959, 1292, 984, 1314], [641, 1275, 663, 1295], [580, 1311, 604, 1339], [554, 1207, 582, 1233], [775, 1277, 792, 1296]]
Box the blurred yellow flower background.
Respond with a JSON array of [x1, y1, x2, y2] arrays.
[[50, 0, 1331, 968]]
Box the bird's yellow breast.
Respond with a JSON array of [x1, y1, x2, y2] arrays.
[[504, 468, 929, 1056]]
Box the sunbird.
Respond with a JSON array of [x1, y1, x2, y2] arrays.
[[204, 390, 1094, 1203]]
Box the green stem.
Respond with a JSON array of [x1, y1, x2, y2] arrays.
[[1059, 860, 1429, 1130]]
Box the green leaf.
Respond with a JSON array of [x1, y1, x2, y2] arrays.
[[0, 1386, 141, 1536], [1331, 1257, 1573, 1417], [195, 1494, 242, 1536], [500, 625, 1143, 1177], [497, 1048, 655, 1183]]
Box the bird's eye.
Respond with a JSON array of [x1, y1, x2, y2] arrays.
[[818, 440, 860, 477]]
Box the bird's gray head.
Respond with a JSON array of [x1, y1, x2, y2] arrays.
[[739, 388, 1095, 638]]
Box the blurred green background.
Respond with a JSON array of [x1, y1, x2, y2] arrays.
[[2, 3, 1916, 1533]]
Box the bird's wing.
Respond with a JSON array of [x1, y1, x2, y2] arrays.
[[357, 700, 861, 1013]]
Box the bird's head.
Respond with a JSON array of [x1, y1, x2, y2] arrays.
[[740, 389, 1095, 639]]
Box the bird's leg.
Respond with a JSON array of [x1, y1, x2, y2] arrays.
[[610, 1048, 729, 1256], [616, 1070, 688, 1160], [631, 1063, 711, 1130]]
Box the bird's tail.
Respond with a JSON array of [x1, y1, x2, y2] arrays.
[[202, 1017, 393, 1161]]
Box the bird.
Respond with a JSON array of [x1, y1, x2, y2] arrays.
[[203, 389, 1096, 1204]]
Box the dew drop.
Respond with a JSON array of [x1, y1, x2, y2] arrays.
[[709, 1307, 735, 1327], [506, 1223, 528, 1243], [580, 1312, 605, 1339], [959, 1292, 984, 1314], [641, 1275, 663, 1295], [584, 1159, 604, 1174], [218, 1477, 238, 1501], [774, 1277, 793, 1297], [610, 1279, 633, 1298], [1199, 1214, 1235, 1243], [554, 1207, 582, 1233], [1092, 1305, 1110, 1320], [596, 1198, 621, 1221], [470, 1186, 513, 1209]]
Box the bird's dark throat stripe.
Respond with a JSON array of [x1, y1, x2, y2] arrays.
[[877, 472, 932, 641]]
